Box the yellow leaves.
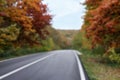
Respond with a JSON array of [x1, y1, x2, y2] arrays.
[[0, 39, 5, 44], [0, 17, 4, 24], [22, 0, 40, 12], [0, 0, 51, 45], [103, 47, 120, 64], [0, 24, 20, 44], [4, 6, 33, 32], [1, 34, 7, 38]]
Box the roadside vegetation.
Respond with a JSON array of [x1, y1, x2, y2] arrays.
[[79, 49, 120, 80], [0, 0, 75, 60], [0, 0, 67, 60], [72, 0, 120, 79], [0, 0, 52, 59], [73, 30, 120, 80]]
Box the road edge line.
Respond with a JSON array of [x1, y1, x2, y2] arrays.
[[74, 52, 86, 80]]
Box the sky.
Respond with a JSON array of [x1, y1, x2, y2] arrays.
[[44, 0, 86, 30]]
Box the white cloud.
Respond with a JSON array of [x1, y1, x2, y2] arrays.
[[43, 0, 86, 29], [44, 0, 85, 19]]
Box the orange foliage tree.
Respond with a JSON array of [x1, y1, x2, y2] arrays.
[[0, 0, 52, 44], [85, 0, 120, 51]]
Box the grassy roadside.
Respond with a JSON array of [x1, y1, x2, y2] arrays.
[[79, 49, 120, 80], [0, 47, 50, 61]]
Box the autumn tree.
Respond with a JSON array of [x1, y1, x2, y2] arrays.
[[85, 0, 120, 49], [0, 0, 52, 45], [84, 0, 120, 63], [0, 24, 20, 53]]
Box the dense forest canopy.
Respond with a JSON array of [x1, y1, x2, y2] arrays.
[[0, 0, 52, 45], [80, 0, 120, 63]]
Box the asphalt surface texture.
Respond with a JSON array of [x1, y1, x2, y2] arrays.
[[0, 50, 89, 80]]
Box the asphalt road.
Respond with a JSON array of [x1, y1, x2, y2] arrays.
[[0, 50, 89, 80]]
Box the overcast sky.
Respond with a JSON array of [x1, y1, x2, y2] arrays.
[[44, 0, 86, 30]]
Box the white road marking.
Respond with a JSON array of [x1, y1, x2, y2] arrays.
[[74, 51, 86, 80], [0, 53, 55, 80], [75, 50, 82, 55]]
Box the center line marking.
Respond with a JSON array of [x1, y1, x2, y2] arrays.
[[0, 53, 55, 80]]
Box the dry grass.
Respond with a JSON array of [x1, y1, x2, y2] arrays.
[[80, 52, 120, 80]]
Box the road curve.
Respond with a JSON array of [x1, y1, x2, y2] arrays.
[[0, 50, 89, 80]]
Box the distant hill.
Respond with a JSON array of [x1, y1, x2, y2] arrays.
[[46, 27, 80, 48], [57, 29, 79, 40]]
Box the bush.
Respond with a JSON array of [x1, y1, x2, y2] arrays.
[[103, 47, 120, 64], [92, 45, 105, 55]]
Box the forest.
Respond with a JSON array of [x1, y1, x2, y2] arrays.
[[0, 0, 120, 80], [75, 0, 120, 64], [0, 0, 78, 59], [72, 0, 120, 79]]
